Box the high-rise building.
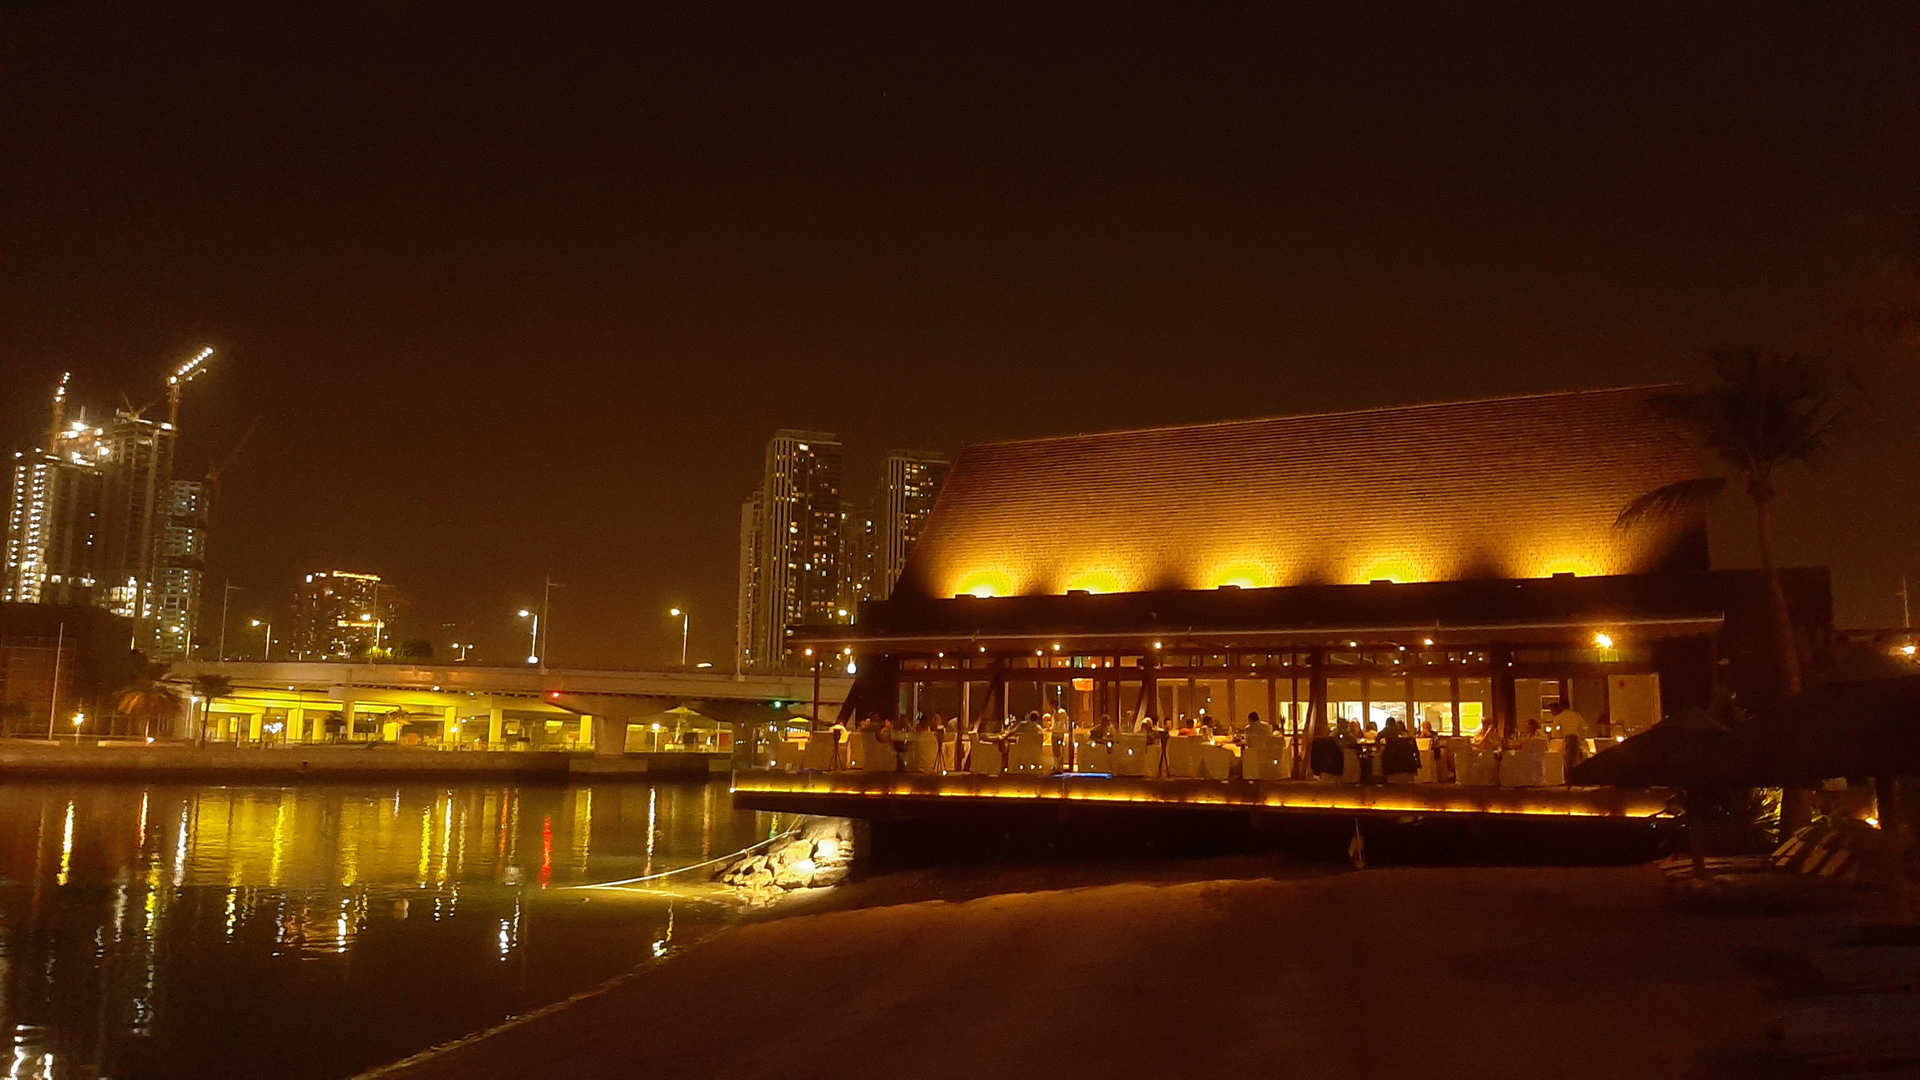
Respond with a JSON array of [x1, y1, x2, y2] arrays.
[[738, 430, 843, 671], [734, 491, 762, 674], [875, 449, 950, 600], [150, 480, 206, 661], [291, 571, 384, 660], [4, 378, 109, 607], [5, 354, 214, 659]]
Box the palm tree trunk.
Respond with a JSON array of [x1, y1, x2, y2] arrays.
[[1752, 494, 1802, 698]]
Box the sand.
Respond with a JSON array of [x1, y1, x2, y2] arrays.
[[369, 862, 1838, 1080]]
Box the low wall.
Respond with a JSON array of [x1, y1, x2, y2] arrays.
[[0, 742, 730, 782]]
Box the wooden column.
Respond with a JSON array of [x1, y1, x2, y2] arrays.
[[1491, 646, 1518, 741]]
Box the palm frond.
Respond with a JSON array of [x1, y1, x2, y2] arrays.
[[1615, 476, 1728, 529]]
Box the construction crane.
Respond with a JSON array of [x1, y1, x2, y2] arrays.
[[165, 347, 214, 428], [204, 416, 262, 501]]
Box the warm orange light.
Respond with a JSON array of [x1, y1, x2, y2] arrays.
[[1063, 571, 1122, 595], [955, 570, 1014, 599], [1593, 632, 1614, 649]]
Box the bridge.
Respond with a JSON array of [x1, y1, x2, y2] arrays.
[[168, 660, 852, 756]]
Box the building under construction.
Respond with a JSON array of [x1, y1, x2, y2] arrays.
[[2, 349, 218, 661]]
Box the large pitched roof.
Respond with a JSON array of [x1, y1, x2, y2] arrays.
[[894, 386, 1707, 600]]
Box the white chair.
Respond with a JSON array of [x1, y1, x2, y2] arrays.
[[1542, 747, 1567, 786], [1166, 736, 1203, 778], [968, 738, 1003, 776], [1075, 738, 1113, 774], [1413, 738, 1438, 784], [1463, 748, 1500, 787], [1499, 738, 1549, 786], [801, 732, 837, 771], [1112, 733, 1150, 777], [1008, 732, 1049, 773], [906, 732, 940, 773], [771, 738, 805, 772], [859, 732, 897, 772], [1243, 736, 1290, 781], [1198, 742, 1237, 780]]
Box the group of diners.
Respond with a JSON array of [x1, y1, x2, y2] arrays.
[[768, 702, 1610, 787]]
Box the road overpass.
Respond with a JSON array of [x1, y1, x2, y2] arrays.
[[168, 660, 852, 754]]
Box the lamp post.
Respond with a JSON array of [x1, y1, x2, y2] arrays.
[[217, 582, 241, 661], [451, 641, 472, 662], [250, 619, 273, 661], [517, 610, 539, 666], [669, 607, 689, 668], [71, 711, 84, 746]]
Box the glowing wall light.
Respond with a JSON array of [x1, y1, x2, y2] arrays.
[[955, 570, 1014, 599], [1063, 571, 1123, 595], [1209, 562, 1272, 590]]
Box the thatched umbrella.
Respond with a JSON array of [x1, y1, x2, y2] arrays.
[[1570, 707, 1762, 876], [1733, 674, 1920, 918]]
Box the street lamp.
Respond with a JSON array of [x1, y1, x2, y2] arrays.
[[517, 610, 539, 665], [71, 711, 85, 746], [250, 619, 273, 661], [669, 607, 689, 667], [451, 641, 473, 662]]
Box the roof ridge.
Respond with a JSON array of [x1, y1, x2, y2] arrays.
[[965, 383, 1686, 451]]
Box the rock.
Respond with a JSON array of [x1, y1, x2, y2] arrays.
[[744, 867, 775, 889], [811, 836, 851, 867], [773, 858, 817, 889], [808, 864, 849, 887], [801, 818, 853, 844], [772, 840, 814, 868]]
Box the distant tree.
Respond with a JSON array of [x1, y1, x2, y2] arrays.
[[114, 662, 185, 739], [1617, 349, 1856, 699], [394, 638, 434, 661], [189, 674, 235, 745]]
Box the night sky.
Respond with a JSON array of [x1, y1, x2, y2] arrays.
[[2, 3, 1917, 668]]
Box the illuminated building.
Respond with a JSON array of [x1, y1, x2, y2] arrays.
[[735, 491, 763, 674], [738, 431, 843, 671], [5, 377, 109, 606], [291, 571, 385, 660], [797, 387, 1834, 740], [150, 481, 207, 661], [3, 354, 214, 659], [875, 449, 949, 600]]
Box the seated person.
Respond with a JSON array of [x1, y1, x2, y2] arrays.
[[1243, 711, 1273, 739], [1011, 711, 1044, 738], [1135, 714, 1158, 733]]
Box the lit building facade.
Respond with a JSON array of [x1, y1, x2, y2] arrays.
[[876, 449, 950, 600], [738, 431, 844, 671], [735, 491, 763, 674], [149, 480, 207, 661], [291, 571, 384, 661], [797, 387, 1834, 736]]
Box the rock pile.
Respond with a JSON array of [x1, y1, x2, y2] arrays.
[[716, 817, 854, 892]]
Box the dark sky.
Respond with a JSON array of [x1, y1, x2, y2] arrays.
[[3, 2, 1917, 668]]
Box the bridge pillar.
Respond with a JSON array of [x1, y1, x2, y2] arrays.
[[286, 706, 305, 743], [248, 712, 264, 742], [443, 706, 459, 747], [341, 698, 357, 743], [592, 715, 627, 758], [487, 705, 504, 747]]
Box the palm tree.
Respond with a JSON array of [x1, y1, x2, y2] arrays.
[[1617, 349, 1856, 700], [114, 662, 186, 740], [190, 674, 235, 745]]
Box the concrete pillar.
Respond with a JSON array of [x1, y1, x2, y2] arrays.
[[248, 712, 264, 742], [592, 716, 627, 758], [340, 698, 357, 743], [488, 705, 504, 748], [286, 706, 306, 743], [443, 706, 460, 747], [577, 715, 594, 751]]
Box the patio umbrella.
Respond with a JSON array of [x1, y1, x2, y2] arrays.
[[1569, 707, 1760, 877], [1568, 706, 1761, 789]]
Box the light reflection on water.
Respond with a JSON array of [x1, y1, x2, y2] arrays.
[[0, 780, 791, 1080]]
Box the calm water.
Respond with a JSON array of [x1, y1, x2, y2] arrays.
[[0, 780, 796, 1080]]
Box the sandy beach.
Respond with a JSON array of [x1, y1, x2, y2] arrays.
[[367, 860, 1841, 1080]]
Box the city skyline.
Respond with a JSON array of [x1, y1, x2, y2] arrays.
[[3, 5, 1916, 669]]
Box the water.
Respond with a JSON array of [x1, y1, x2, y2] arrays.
[[0, 780, 795, 1080]]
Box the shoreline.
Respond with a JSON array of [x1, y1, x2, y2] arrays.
[[365, 859, 1845, 1080], [0, 742, 729, 782]]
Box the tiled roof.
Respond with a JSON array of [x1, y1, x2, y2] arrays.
[[895, 386, 1707, 600]]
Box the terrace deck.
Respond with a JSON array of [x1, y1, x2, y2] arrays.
[[731, 769, 1673, 821]]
